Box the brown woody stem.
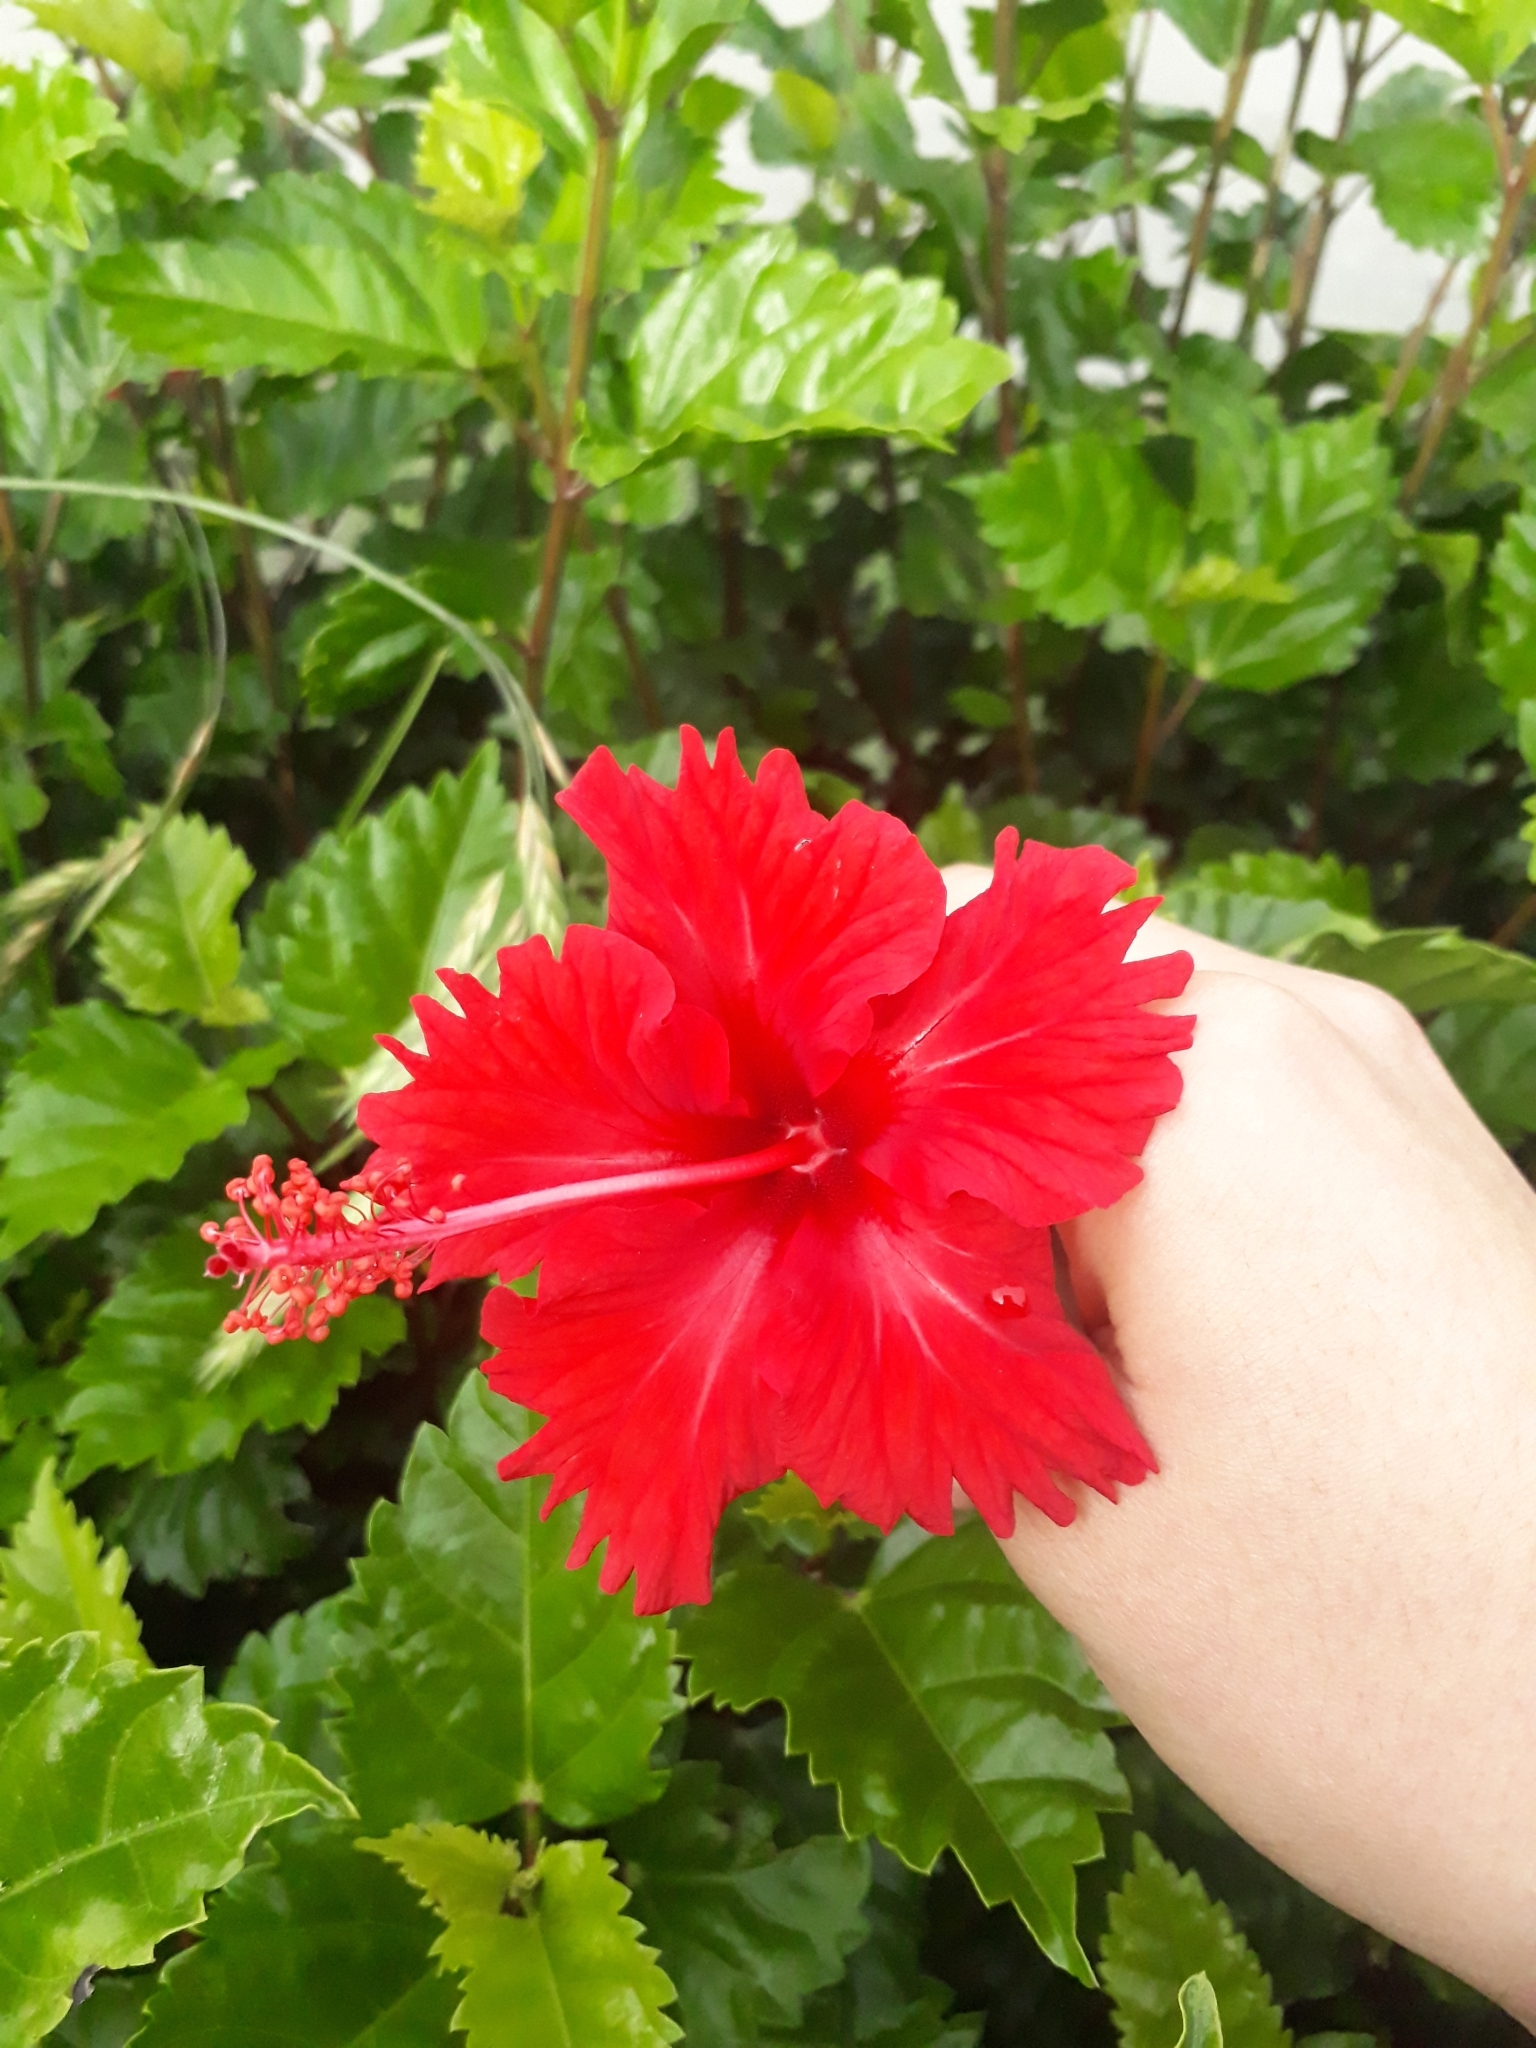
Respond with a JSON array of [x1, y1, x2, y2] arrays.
[[1169, 0, 1269, 344]]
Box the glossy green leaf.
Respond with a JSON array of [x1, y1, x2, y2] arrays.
[[1369, 0, 1535, 80], [1347, 69, 1496, 254], [1300, 926, 1536, 1011], [135, 1825, 460, 2045], [1175, 1975, 1226, 2048], [585, 230, 1010, 483], [680, 1522, 1128, 1983], [333, 1375, 681, 1832], [0, 265, 133, 479], [0, 1005, 282, 1257], [365, 1827, 682, 2047], [611, 1761, 871, 2040], [63, 1229, 403, 1483], [44, 1972, 149, 2046], [248, 743, 523, 1074], [0, 1632, 349, 2046], [1100, 1836, 1289, 2048], [85, 173, 489, 377], [22, 0, 192, 88], [0, 1458, 144, 1665], [222, 1594, 355, 1783], [416, 81, 543, 238], [1481, 494, 1536, 708], [973, 434, 1184, 629], [1146, 413, 1395, 693], [0, 67, 116, 249], [92, 811, 266, 1027], [108, 1432, 310, 1598]]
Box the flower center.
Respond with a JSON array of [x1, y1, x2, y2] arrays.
[[203, 1131, 824, 1344]]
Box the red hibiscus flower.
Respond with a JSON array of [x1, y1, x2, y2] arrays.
[[204, 730, 1193, 1613]]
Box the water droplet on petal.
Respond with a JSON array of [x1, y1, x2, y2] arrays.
[[988, 1284, 1029, 1318]]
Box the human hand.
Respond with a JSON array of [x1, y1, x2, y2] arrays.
[[942, 863, 1536, 2026]]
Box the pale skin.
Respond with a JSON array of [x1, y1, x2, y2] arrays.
[[942, 864, 1536, 2030]]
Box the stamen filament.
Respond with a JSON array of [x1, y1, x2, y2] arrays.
[[240, 1132, 815, 1275]]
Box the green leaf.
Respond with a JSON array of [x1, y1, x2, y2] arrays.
[[1463, 331, 1536, 457], [1299, 926, 1536, 1011], [63, 1228, 403, 1483], [1481, 492, 1536, 708], [248, 742, 524, 1073], [85, 173, 490, 377], [333, 1375, 680, 1833], [0, 267, 133, 478], [239, 374, 468, 524], [0, 1632, 350, 2046], [915, 784, 986, 866], [610, 1760, 871, 2041], [680, 1522, 1128, 1984], [222, 1594, 355, 1783], [1346, 69, 1496, 254], [1174, 1974, 1226, 2048], [1369, 0, 1535, 80], [92, 812, 267, 1027], [0, 1004, 278, 1257], [107, 1432, 311, 1598], [1429, 1003, 1536, 1136], [0, 67, 117, 249], [743, 1473, 879, 1558], [1146, 413, 1395, 693], [1160, 850, 1378, 959], [364, 1827, 682, 2047], [774, 69, 843, 152], [43, 1971, 149, 2047], [973, 434, 1184, 629], [416, 81, 544, 237], [134, 1826, 461, 2045], [1100, 1836, 1290, 2048], [1157, 0, 1307, 64], [0, 1458, 144, 1666], [22, 0, 192, 89], [585, 229, 1010, 484]]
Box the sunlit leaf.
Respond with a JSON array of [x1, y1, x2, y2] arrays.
[[1369, 0, 1535, 81], [1346, 68, 1496, 254], [680, 1523, 1127, 1984], [22, 0, 192, 89], [63, 1229, 403, 1483], [135, 1824, 460, 2045], [0, 1632, 349, 2047], [85, 173, 490, 377], [416, 81, 544, 238], [0, 67, 116, 249], [365, 1826, 682, 2047], [0, 1458, 144, 1665], [1100, 1836, 1290, 2048], [93, 811, 267, 1027], [583, 230, 1010, 483], [332, 1376, 681, 1833]]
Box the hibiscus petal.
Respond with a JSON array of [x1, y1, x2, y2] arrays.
[[358, 924, 745, 1281], [844, 832, 1195, 1226], [559, 727, 945, 1104], [769, 1182, 1153, 1535], [484, 1192, 788, 1613]]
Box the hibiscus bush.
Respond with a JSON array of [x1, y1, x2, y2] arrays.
[[1, 0, 1535, 2039]]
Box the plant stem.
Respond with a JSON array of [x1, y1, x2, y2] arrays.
[[1382, 255, 1461, 417], [0, 484, 40, 719], [987, 0, 1020, 456], [1169, 0, 1270, 345], [1283, 9, 1373, 358], [1399, 104, 1536, 507], [1117, 3, 1154, 263], [1493, 889, 1536, 948], [524, 108, 620, 708], [1237, 7, 1324, 348], [605, 584, 661, 728], [1128, 650, 1168, 810]]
